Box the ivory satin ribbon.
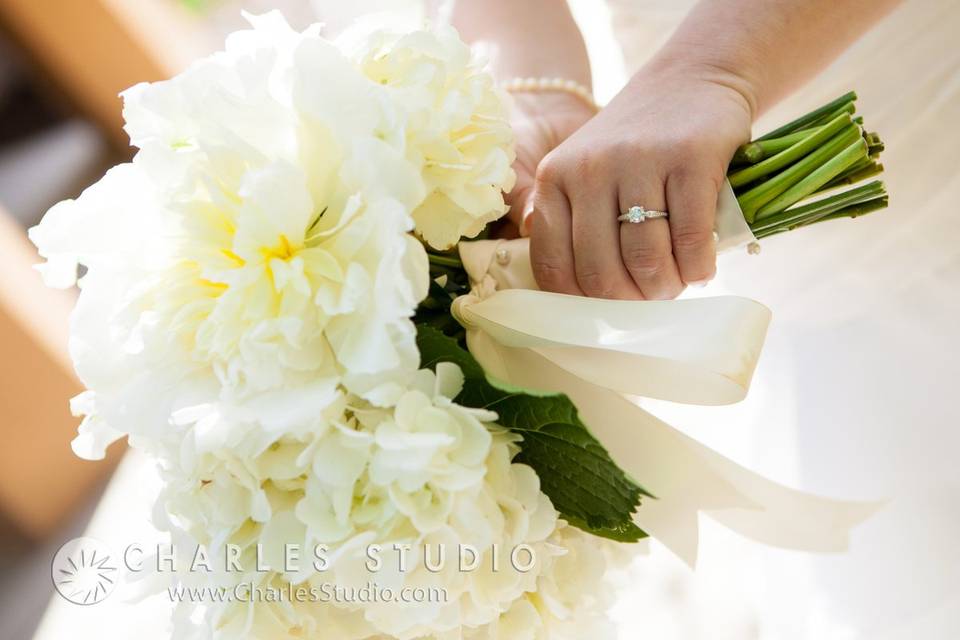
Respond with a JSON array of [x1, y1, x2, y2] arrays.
[[451, 185, 877, 566]]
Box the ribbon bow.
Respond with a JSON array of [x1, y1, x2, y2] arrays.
[[453, 234, 876, 566]]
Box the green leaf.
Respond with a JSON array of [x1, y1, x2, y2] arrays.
[[416, 324, 649, 542]]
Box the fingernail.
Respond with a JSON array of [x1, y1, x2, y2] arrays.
[[688, 279, 711, 288]]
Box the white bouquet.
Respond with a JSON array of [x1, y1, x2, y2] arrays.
[[30, 11, 881, 640]]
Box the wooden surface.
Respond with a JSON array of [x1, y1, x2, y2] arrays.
[[0, 0, 211, 149], [0, 206, 121, 538]]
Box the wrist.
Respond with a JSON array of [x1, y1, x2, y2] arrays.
[[487, 51, 592, 88], [505, 77, 598, 114], [641, 49, 761, 122], [451, 0, 591, 86], [509, 89, 597, 122]]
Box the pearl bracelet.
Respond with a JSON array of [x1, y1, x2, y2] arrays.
[[501, 77, 599, 112]]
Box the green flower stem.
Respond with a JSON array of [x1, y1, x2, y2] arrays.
[[427, 252, 463, 269], [729, 112, 853, 188], [806, 101, 857, 129], [731, 143, 765, 166], [732, 127, 820, 165], [749, 180, 885, 235], [737, 125, 862, 222], [754, 137, 869, 219], [752, 197, 880, 238], [728, 89, 888, 242], [418, 296, 448, 310], [753, 194, 888, 239], [815, 196, 889, 223], [818, 161, 884, 192], [843, 155, 877, 174], [755, 91, 857, 141], [754, 127, 820, 155]]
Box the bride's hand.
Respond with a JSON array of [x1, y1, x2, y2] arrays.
[[501, 92, 597, 236], [525, 63, 755, 299]]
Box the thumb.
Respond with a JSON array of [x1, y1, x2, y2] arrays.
[[505, 163, 535, 235]]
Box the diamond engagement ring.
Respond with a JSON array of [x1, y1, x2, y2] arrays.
[[618, 206, 669, 223]]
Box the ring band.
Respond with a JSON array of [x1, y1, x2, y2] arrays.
[[618, 205, 669, 224]]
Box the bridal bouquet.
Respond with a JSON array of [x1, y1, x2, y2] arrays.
[[30, 12, 884, 640]]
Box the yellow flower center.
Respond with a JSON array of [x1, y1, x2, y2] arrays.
[[261, 234, 298, 262]]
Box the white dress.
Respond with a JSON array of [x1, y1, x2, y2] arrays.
[[597, 1, 960, 638]]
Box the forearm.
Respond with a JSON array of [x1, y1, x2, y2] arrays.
[[449, 0, 591, 85], [649, 0, 901, 117]]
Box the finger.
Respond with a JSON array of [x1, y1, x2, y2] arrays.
[[507, 116, 546, 236], [569, 167, 644, 299], [618, 178, 684, 300], [505, 165, 534, 230], [518, 190, 535, 238], [508, 159, 538, 238], [666, 170, 718, 286], [528, 178, 583, 296]]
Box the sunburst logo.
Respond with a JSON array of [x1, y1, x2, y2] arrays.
[[51, 537, 119, 605]]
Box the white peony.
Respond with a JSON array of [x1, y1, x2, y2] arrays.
[[29, 12, 432, 459], [344, 24, 517, 250]]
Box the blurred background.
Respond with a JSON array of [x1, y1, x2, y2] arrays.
[[0, 1, 957, 640]]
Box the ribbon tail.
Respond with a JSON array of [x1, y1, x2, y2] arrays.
[[469, 333, 879, 567], [697, 453, 882, 554]]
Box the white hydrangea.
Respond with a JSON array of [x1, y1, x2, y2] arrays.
[[343, 24, 516, 250], [150, 363, 619, 638]]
